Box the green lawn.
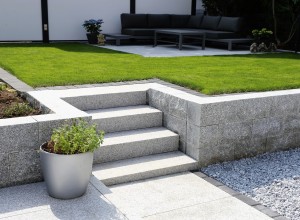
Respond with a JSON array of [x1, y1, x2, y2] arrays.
[[0, 43, 299, 95]]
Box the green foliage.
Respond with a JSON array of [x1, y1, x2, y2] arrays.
[[50, 118, 104, 155], [252, 28, 274, 44], [3, 103, 34, 118], [82, 19, 104, 34], [0, 82, 7, 91]]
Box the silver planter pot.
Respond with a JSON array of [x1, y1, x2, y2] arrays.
[[40, 144, 93, 199]]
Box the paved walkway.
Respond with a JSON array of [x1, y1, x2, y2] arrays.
[[99, 45, 251, 57], [0, 172, 273, 220]]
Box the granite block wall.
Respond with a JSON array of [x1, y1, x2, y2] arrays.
[[148, 88, 300, 167]]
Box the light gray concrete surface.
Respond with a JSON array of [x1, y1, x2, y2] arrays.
[[0, 172, 273, 220], [87, 105, 162, 133], [99, 45, 251, 57], [92, 152, 198, 186], [93, 127, 178, 164], [0, 183, 127, 220]]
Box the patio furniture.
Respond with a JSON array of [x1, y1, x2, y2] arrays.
[[120, 14, 244, 50], [206, 38, 253, 50], [103, 33, 152, 46], [154, 29, 206, 50]]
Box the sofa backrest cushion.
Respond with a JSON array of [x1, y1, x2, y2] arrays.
[[121, 13, 148, 28], [217, 17, 242, 32], [170, 15, 190, 28], [148, 14, 170, 28], [187, 15, 203, 28], [200, 16, 221, 30]]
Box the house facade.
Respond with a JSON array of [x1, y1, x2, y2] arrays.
[[0, 0, 203, 42]]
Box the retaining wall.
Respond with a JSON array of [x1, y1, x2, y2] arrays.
[[148, 86, 300, 166]]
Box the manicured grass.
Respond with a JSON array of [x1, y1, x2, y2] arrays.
[[0, 43, 299, 95]]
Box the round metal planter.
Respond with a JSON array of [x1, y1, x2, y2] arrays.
[[40, 144, 93, 199]]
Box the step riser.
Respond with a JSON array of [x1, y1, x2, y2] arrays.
[[63, 91, 146, 111], [93, 112, 163, 133], [101, 162, 198, 186], [93, 136, 179, 164]]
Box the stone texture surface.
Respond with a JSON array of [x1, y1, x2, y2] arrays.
[[8, 150, 42, 186], [63, 91, 146, 111], [92, 152, 198, 186], [93, 127, 179, 163], [0, 122, 39, 153]]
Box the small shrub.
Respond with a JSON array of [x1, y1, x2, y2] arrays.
[[0, 82, 7, 91], [3, 103, 34, 118], [82, 19, 104, 34], [49, 118, 104, 155]]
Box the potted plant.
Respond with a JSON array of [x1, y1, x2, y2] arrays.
[[82, 19, 104, 44], [40, 118, 104, 199]]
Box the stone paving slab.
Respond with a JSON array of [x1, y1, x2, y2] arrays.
[[0, 183, 127, 220], [144, 197, 272, 220], [95, 172, 272, 220], [0, 172, 274, 220]]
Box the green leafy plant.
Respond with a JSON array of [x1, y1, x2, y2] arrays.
[[49, 118, 104, 155], [82, 19, 104, 34], [3, 103, 35, 118], [252, 28, 274, 44], [0, 82, 7, 91]]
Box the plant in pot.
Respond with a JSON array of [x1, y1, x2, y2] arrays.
[[40, 118, 104, 199], [82, 19, 104, 44]]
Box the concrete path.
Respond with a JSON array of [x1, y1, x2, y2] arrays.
[[100, 45, 251, 57], [0, 172, 272, 220]]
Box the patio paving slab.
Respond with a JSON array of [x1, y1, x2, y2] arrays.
[[100, 45, 251, 57], [0, 183, 127, 220], [0, 172, 273, 220], [93, 172, 272, 220]]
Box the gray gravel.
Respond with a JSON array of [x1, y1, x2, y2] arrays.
[[201, 148, 300, 220]]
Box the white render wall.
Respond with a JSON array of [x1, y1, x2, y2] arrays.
[[0, 0, 193, 41], [0, 0, 42, 41], [48, 0, 130, 41], [136, 0, 191, 14]]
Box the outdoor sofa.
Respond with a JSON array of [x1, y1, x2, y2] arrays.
[[116, 13, 249, 50]]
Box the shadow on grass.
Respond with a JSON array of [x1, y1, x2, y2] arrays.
[[222, 52, 300, 60], [0, 42, 130, 55]]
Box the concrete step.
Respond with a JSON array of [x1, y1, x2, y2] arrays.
[[87, 105, 162, 133], [92, 151, 198, 186], [63, 89, 146, 111], [93, 127, 179, 164]]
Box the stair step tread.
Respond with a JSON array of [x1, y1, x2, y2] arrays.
[[92, 151, 197, 185], [86, 105, 161, 119], [102, 127, 178, 146]]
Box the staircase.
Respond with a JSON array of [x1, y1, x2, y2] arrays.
[[85, 89, 198, 186]]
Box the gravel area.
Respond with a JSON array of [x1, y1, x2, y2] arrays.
[[201, 148, 300, 220]]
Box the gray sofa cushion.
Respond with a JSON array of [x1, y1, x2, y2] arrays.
[[217, 17, 242, 32], [187, 15, 203, 28], [121, 14, 148, 28], [148, 14, 170, 28], [170, 15, 190, 28], [200, 16, 221, 30]]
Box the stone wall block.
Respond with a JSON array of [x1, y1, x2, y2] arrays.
[[0, 153, 9, 188], [219, 122, 252, 140], [164, 114, 187, 143], [0, 122, 39, 153], [168, 95, 187, 119], [234, 137, 266, 160], [270, 94, 300, 117], [9, 150, 42, 186]]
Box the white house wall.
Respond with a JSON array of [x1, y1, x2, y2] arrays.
[[48, 0, 130, 41], [136, 0, 192, 14], [0, 0, 42, 41]]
